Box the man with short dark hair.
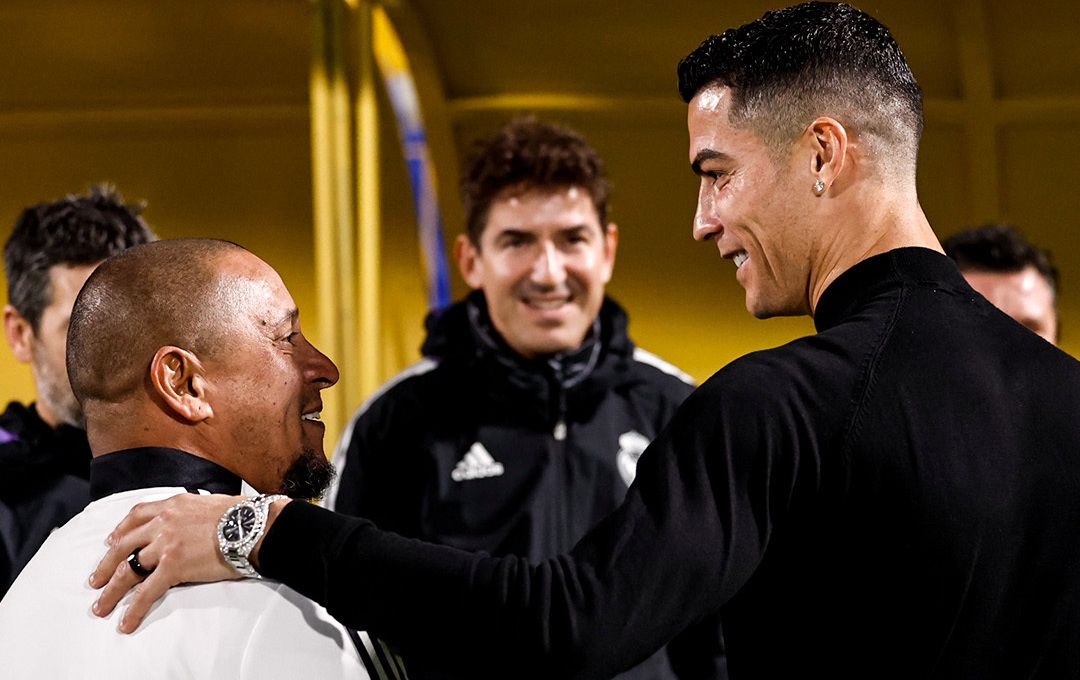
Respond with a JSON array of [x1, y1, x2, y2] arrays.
[[0, 239, 394, 679], [944, 224, 1059, 344], [326, 117, 721, 680], [91, 4, 1080, 678], [0, 184, 155, 597]]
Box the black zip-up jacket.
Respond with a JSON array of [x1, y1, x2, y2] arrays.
[[328, 292, 725, 680], [0, 402, 91, 599], [264, 249, 1080, 679]]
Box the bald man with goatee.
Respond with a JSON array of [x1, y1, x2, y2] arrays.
[[0, 239, 404, 680]]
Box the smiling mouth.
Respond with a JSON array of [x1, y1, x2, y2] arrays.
[[301, 411, 322, 422], [524, 297, 570, 310], [733, 252, 749, 268]]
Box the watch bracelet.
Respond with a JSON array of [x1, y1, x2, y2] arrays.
[[218, 493, 289, 577]]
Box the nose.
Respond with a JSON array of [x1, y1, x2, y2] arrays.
[[693, 182, 721, 242], [531, 240, 567, 286], [303, 338, 340, 389]]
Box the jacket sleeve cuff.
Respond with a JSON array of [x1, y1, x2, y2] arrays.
[[258, 499, 358, 605]]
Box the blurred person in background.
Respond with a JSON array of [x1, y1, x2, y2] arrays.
[[326, 117, 726, 680], [0, 184, 156, 598], [944, 223, 1059, 344]]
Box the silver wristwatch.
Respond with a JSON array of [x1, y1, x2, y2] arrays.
[[217, 494, 288, 578]]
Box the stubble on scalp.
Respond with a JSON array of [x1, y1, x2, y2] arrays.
[[67, 239, 246, 407]]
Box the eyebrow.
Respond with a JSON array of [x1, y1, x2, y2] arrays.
[[691, 149, 733, 176], [492, 228, 534, 242], [558, 225, 591, 236], [494, 225, 592, 241], [264, 308, 299, 331]]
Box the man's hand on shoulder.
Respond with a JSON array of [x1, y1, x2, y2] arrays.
[[88, 493, 290, 633]]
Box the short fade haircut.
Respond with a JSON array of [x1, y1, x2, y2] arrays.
[[67, 239, 244, 405], [944, 224, 1059, 298], [677, 2, 923, 172], [460, 117, 611, 246], [3, 184, 157, 332]]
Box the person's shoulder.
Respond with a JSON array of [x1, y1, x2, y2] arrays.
[[0, 403, 31, 467], [0, 400, 26, 418], [694, 333, 858, 413], [216, 580, 379, 678], [607, 347, 697, 416], [350, 358, 443, 420], [0, 401, 34, 436], [628, 347, 697, 389], [335, 357, 447, 460], [0, 402, 82, 490]]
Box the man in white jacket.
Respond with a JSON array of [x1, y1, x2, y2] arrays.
[[0, 238, 404, 680]]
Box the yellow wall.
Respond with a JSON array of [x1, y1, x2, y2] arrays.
[[4, 1, 1080, 452], [0, 118, 317, 404], [0, 94, 432, 446]]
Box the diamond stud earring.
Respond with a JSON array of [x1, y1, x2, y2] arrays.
[[813, 179, 826, 195]]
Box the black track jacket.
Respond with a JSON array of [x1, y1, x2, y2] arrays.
[[0, 402, 91, 599], [328, 292, 727, 680], [266, 249, 1080, 678]]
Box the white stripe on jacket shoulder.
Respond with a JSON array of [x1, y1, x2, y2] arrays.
[[632, 347, 696, 386], [322, 358, 440, 510]]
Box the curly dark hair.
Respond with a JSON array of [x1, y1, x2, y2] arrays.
[[943, 224, 1059, 297], [677, 2, 923, 170], [4, 184, 157, 331], [460, 117, 611, 246]]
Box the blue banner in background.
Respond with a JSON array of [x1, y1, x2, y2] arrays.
[[374, 8, 452, 311]]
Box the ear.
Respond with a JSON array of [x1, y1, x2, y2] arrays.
[[804, 116, 849, 193], [149, 346, 212, 422], [600, 222, 619, 283], [454, 234, 484, 290], [2, 304, 35, 364]]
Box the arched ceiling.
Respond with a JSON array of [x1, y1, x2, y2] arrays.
[[5, 0, 1078, 229], [3, 0, 1080, 378], [4, 1, 1079, 125]]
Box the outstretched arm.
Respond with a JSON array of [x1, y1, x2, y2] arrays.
[[90, 375, 802, 679]]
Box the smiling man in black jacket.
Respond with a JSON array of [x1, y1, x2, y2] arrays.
[[91, 3, 1080, 679], [325, 117, 723, 680]]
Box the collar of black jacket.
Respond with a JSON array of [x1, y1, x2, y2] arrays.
[[422, 290, 635, 376], [419, 291, 639, 421], [0, 401, 91, 495], [463, 292, 603, 389], [814, 247, 969, 333], [89, 447, 243, 501]]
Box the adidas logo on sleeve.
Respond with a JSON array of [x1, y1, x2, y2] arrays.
[[451, 442, 505, 482]]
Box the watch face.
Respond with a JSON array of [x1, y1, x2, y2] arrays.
[[222, 505, 258, 543]]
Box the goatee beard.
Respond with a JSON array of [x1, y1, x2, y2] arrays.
[[279, 447, 336, 501]]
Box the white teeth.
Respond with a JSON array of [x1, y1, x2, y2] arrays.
[[733, 252, 749, 268], [528, 299, 567, 310], [302, 412, 321, 422]]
